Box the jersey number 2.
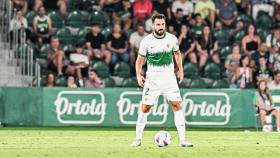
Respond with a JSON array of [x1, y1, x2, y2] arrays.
[[145, 88, 149, 95]]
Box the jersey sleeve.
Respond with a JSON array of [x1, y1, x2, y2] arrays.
[[138, 38, 147, 56]]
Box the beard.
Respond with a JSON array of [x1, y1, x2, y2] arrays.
[[154, 29, 165, 36]]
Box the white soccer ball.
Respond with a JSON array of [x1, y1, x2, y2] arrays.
[[154, 130, 171, 147]]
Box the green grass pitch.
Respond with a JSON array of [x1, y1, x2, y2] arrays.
[[0, 127, 279, 158]]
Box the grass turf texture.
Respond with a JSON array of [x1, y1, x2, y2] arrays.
[[0, 127, 279, 158]]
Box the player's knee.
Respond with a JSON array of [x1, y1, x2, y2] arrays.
[[142, 105, 151, 113], [171, 101, 181, 111]]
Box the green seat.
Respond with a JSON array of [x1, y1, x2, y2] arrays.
[[103, 77, 116, 87], [67, 0, 77, 12], [25, 10, 38, 26], [77, 28, 91, 44], [236, 14, 253, 27], [62, 44, 74, 55], [183, 62, 199, 79], [214, 29, 230, 47], [256, 12, 274, 30], [211, 79, 229, 88], [122, 77, 138, 87], [101, 27, 112, 38], [234, 30, 245, 44], [48, 11, 63, 28], [204, 62, 221, 79], [56, 76, 67, 87], [113, 62, 131, 78], [188, 78, 206, 88], [219, 46, 231, 61], [66, 11, 85, 28], [55, 27, 73, 45], [88, 10, 108, 28], [92, 61, 110, 78], [257, 29, 271, 42], [40, 44, 50, 58]]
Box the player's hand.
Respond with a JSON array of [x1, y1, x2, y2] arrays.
[[177, 69, 184, 84], [137, 74, 145, 87]]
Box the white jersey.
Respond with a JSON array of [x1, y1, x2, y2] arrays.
[[138, 32, 179, 76]]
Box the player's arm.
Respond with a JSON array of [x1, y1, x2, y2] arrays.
[[174, 50, 184, 84], [135, 55, 146, 87]]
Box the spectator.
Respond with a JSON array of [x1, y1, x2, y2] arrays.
[[70, 44, 90, 87], [153, 0, 172, 20], [106, 23, 129, 66], [230, 19, 244, 36], [9, 10, 29, 43], [169, 8, 187, 36], [242, 24, 261, 56], [225, 44, 241, 85], [99, 0, 122, 13], [85, 23, 111, 64], [67, 75, 77, 88], [252, 0, 274, 21], [12, 0, 28, 14], [45, 71, 56, 87], [47, 36, 75, 76], [266, 28, 280, 54], [255, 57, 273, 84], [85, 69, 104, 88], [254, 80, 280, 132], [236, 0, 251, 15], [33, 0, 43, 11], [194, 0, 216, 29], [250, 42, 273, 72], [268, 71, 280, 89], [117, 0, 133, 31], [236, 55, 253, 88], [129, 23, 148, 67], [145, 10, 158, 33], [191, 13, 206, 39], [44, 0, 68, 18], [178, 24, 196, 63], [133, 0, 153, 22], [33, 6, 52, 45], [196, 25, 220, 69], [275, 0, 280, 27], [171, 0, 193, 19], [215, 0, 238, 27]]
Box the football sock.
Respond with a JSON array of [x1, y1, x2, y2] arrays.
[[135, 112, 148, 140], [174, 109, 186, 141]]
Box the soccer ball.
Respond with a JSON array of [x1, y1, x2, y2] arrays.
[[154, 130, 171, 147]]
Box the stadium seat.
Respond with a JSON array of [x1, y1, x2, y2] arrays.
[[66, 11, 85, 28], [256, 12, 274, 30], [214, 29, 230, 47], [204, 62, 221, 79], [101, 26, 112, 38], [67, 0, 77, 12], [39, 44, 50, 59], [62, 44, 74, 56], [188, 78, 207, 88], [219, 46, 231, 61], [55, 27, 73, 45], [48, 11, 63, 28], [211, 79, 229, 88], [56, 76, 67, 87], [183, 62, 199, 79], [234, 30, 245, 44], [88, 10, 109, 28], [257, 29, 271, 42], [113, 62, 131, 78], [236, 14, 253, 27], [76, 28, 91, 44], [103, 77, 116, 87], [25, 10, 38, 26], [122, 77, 138, 87], [92, 61, 110, 78]]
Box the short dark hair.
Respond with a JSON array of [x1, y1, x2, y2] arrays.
[[91, 22, 99, 27], [152, 13, 165, 23], [176, 8, 183, 13]]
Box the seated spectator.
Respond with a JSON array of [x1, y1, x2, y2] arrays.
[[225, 44, 241, 85], [255, 57, 273, 84], [194, 0, 216, 29], [250, 42, 273, 72], [99, 0, 122, 13], [133, 0, 153, 22], [242, 24, 261, 56], [252, 0, 274, 21], [196, 25, 220, 69], [70, 44, 90, 87], [47, 36, 75, 76], [190, 13, 205, 39], [236, 0, 251, 15], [254, 80, 280, 132], [268, 71, 280, 89], [45, 71, 56, 87], [85, 69, 104, 88], [266, 28, 280, 54], [33, 0, 43, 11], [169, 8, 187, 36], [117, 0, 133, 31], [33, 6, 52, 45], [129, 23, 148, 67], [12, 0, 28, 14], [215, 0, 238, 27], [230, 19, 244, 36], [67, 75, 77, 88], [178, 24, 196, 63], [275, 0, 280, 27], [171, 0, 193, 20], [9, 10, 29, 43], [85, 23, 111, 64], [106, 23, 129, 66], [153, 0, 172, 20], [236, 55, 253, 88], [44, 0, 68, 18]]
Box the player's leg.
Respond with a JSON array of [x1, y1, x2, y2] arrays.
[[270, 109, 280, 131]]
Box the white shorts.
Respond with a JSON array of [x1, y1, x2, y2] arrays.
[[141, 73, 182, 105]]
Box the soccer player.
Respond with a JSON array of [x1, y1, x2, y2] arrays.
[[131, 13, 193, 147]]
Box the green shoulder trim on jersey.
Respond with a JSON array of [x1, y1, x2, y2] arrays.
[[138, 53, 146, 57], [152, 32, 166, 39], [147, 51, 173, 66]]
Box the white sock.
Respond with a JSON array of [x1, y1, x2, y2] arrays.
[[174, 109, 186, 141], [135, 112, 148, 140]]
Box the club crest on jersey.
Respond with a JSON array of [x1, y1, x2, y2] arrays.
[[166, 44, 170, 48]]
